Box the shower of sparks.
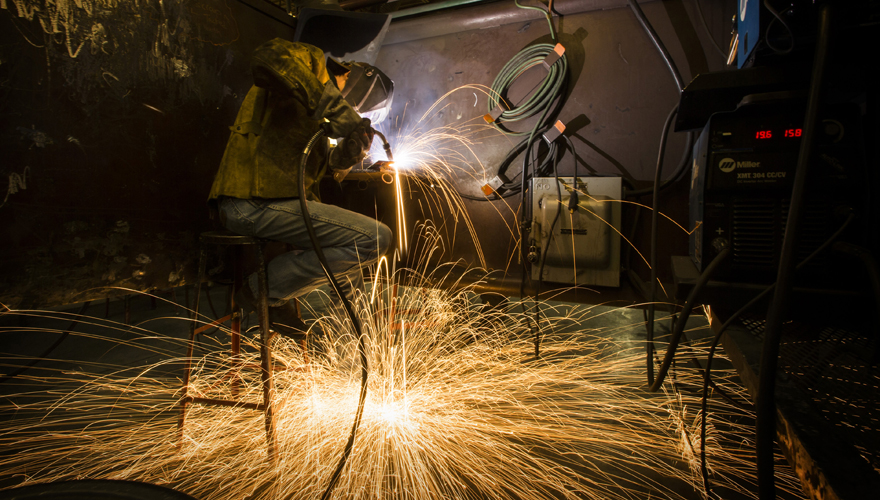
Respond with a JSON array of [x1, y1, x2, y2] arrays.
[[1, 236, 804, 500], [367, 85, 700, 287], [366, 86, 521, 269], [1, 89, 807, 500]]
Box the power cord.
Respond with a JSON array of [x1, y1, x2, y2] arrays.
[[645, 105, 679, 386], [763, 0, 795, 55], [756, 6, 831, 497], [647, 246, 730, 394]]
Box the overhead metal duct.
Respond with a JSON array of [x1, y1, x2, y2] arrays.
[[384, 0, 658, 45]]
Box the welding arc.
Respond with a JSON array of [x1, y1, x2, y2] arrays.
[[0, 301, 92, 384], [299, 129, 369, 500], [698, 211, 855, 496]]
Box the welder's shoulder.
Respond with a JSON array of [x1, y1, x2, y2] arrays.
[[252, 39, 329, 80]]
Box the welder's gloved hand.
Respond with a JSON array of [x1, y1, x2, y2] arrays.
[[338, 118, 374, 166], [313, 81, 362, 139]]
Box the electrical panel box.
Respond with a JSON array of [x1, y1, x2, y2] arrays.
[[530, 177, 622, 287]]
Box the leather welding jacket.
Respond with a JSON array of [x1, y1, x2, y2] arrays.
[[208, 40, 345, 202]]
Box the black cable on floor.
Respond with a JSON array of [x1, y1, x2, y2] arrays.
[[648, 247, 729, 393], [0, 301, 92, 384]]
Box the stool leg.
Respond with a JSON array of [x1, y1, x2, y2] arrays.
[[178, 245, 207, 451], [256, 241, 278, 464]]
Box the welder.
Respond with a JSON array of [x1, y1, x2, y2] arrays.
[[207, 38, 394, 335]]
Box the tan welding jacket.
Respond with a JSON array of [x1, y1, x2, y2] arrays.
[[209, 39, 338, 202]]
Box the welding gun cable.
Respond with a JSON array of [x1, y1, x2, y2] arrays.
[[0, 301, 92, 384], [519, 88, 564, 313], [698, 210, 854, 496], [627, 0, 684, 92], [645, 104, 678, 386], [647, 246, 729, 394], [299, 129, 369, 500], [757, 6, 831, 498]]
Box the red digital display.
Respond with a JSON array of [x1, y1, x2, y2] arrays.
[[754, 128, 802, 140]]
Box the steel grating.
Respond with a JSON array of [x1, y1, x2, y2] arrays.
[[738, 314, 880, 473]]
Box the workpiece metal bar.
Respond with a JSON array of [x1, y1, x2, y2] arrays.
[[255, 241, 278, 465]]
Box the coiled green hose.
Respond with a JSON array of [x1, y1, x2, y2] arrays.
[[487, 43, 568, 136]]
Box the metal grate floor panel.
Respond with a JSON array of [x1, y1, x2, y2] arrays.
[[739, 314, 880, 472]]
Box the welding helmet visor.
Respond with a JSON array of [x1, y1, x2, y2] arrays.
[[329, 59, 394, 124]]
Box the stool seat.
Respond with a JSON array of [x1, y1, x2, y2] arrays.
[[199, 229, 262, 246]]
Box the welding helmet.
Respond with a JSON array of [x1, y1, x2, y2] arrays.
[[328, 58, 394, 124]]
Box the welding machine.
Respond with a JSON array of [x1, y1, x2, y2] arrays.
[[689, 95, 864, 285]]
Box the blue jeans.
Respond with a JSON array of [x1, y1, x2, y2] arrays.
[[218, 197, 392, 305]]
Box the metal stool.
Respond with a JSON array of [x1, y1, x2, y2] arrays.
[[177, 229, 277, 463]]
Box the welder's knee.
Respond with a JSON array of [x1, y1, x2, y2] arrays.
[[376, 222, 393, 256]]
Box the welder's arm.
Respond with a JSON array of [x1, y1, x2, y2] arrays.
[[312, 83, 365, 139]]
